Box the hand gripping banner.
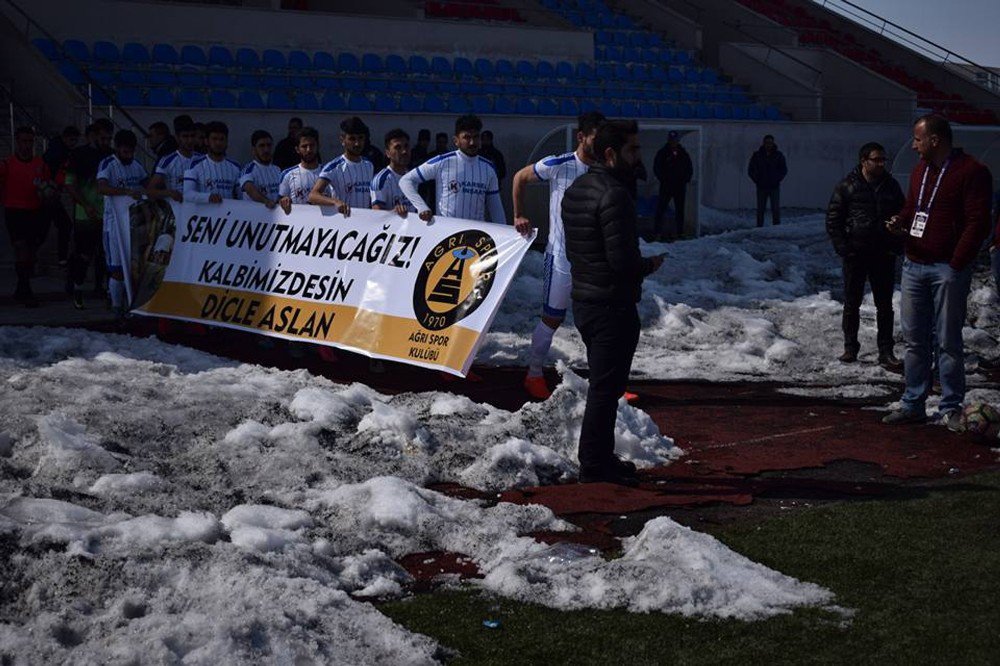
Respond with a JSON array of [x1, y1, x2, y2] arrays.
[[113, 197, 535, 376]]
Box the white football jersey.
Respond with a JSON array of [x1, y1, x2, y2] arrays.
[[318, 155, 373, 209], [370, 166, 416, 212], [183, 155, 242, 202], [534, 151, 589, 269], [278, 163, 322, 204], [239, 160, 282, 202], [410, 150, 501, 222], [154, 150, 200, 193]]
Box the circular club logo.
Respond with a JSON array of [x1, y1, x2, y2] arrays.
[[413, 230, 498, 331]]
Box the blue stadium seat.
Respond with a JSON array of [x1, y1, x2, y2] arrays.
[[621, 101, 640, 116], [448, 95, 471, 113], [370, 93, 394, 112], [579, 99, 598, 112], [321, 92, 346, 110], [409, 55, 430, 75], [454, 57, 474, 76], [180, 90, 208, 108], [649, 66, 667, 82], [614, 15, 633, 29], [613, 63, 629, 80], [148, 88, 175, 106], [385, 54, 406, 74], [516, 98, 536, 114], [537, 98, 558, 115], [288, 50, 311, 71], [32, 38, 60, 61], [765, 106, 782, 121], [295, 92, 319, 110], [315, 75, 339, 89], [116, 87, 143, 106], [749, 105, 765, 120], [400, 95, 422, 112], [623, 46, 641, 62], [471, 95, 493, 113], [388, 79, 409, 92], [631, 65, 649, 81], [536, 61, 556, 79], [340, 77, 364, 91], [236, 73, 261, 88], [347, 93, 372, 111], [595, 63, 612, 79], [268, 91, 294, 109], [437, 80, 460, 94], [674, 50, 692, 65], [120, 69, 145, 85], [555, 61, 574, 79], [642, 48, 659, 64], [658, 102, 678, 118], [151, 43, 179, 66], [612, 31, 627, 46], [559, 98, 579, 116], [289, 74, 312, 88], [178, 69, 205, 87], [63, 39, 90, 62], [181, 45, 207, 67], [695, 103, 712, 118], [365, 78, 388, 92], [412, 80, 435, 93], [544, 84, 563, 97], [576, 62, 594, 79], [90, 69, 116, 85], [680, 85, 698, 102], [147, 69, 176, 86], [208, 46, 234, 68], [667, 67, 684, 84], [89, 88, 110, 105], [605, 46, 622, 62], [599, 100, 619, 116], [595, 30, 612, 46], [495, 59, 515, 78], [209, 90, 236, 108], [262, 74, 288, 88], [338, 53, 361, 72], [648, 34, 664, 48], [659, 49, 674, 65], [361, 53, 383, 72], [677, 103, 694, 118], [314, 51, 336, 71], [424, 94, 446, 113], [263, 49, 286, 69], [732, 105, 749, 120], [701, 68, 719, 84], [685, 68, 701, 84], [474, 58, 494, 78], [714, 105, 733, 119], [515, 60, 536, 79], [207, 72, 236, 87], [639, 101, 657, 117], [238, 90, 265, 109], [93, 41, 120, 63], [122, 42, 150, 65], [431, 57, 452, 76], [236, 48, 260, 69], [628, 32, 645, 48], [494, 97, 515, 114]]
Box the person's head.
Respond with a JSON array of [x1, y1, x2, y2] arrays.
[[454, 114, 482, 156], [858, 141, 887, 179], [148, 121, 170, 148], [594, 119, 641, 178], [417, 128, 430, 147], [340, 116, 368, 159], [173, 114, 194, 134], [576, 111, 606, 160], [175, 118, 196, 154], [114, 129, 138, 164], [205, 121, 228, 158], [94, 124, 112, 153], [434, 132, 448, 152], [297, 126, 319, 166], [193, 122, 208, 152], [84, 123, 97, 144], [762, 134, 776, 151], [287, 116, 303, 139], [94, 118, 114, 135], [250, 129, 273, 163], [61, 125, 80, 150], [911, 114, 953, 162], [481, 130, 494, 148], [14, 126, 35, 160], [667, 130, 680, 147], [383, 128, 410, 170]]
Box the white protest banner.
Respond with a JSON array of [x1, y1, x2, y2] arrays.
[[118, 198, 534, 376]]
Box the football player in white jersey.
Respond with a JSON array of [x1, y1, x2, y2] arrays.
[[278, 126, 321, 207], [148, 117, 198, 201], [308, 116, 373, 216], [183, 121, 241, 204], [96, 129, 148, 318], [240, 129, 285, 211], [371, 128, 416, 217], [511, 112, 610, 400], [398, 114, 505, 224]]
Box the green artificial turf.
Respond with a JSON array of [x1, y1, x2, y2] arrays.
[[381, 471, 1000, 665]]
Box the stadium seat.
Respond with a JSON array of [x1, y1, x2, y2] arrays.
[[701, 68, 719, 84], [714, 105, 733, 119], [181, 45, 207, 67], [361, 53, 383, 72], [93, 41, 120, 63], [623, 46, 641, 62], [576, 62, 595, 79], [205, 72, 235, 87], [90, 69, 116, 85], [262, 49, 286, 69], [605, 46, 623, 62], [385, 54, 406, 74], [598, 100, 619, 116], [292, 92, 318, 110], [612, 31, 627, 46], [454, 57, 474, 76], [628, 32, 645, 48], [424, 94, 446, 113], [122, 42, 150, 65], [347, 93, 371, 111], [120, 69, 145, 85], [559, 98, 579, 116], [515, 60, 536, 79], [677, 103, 694, 118], [208, 45, 234, 68], [667, 67, 684, 84], [400, 95, 422, 112], [266, 90, 293, 109], [555, 61, 574, 79], [578, 99, 598, 112], [621, 101, 640, 116], [314, 51, 336, 71], [236, 73, 261, 88], [674, 50, 692, 65], [731, 105, 749, 120], [765, 106, 783, 121], [471, 95, 493, 113], [89, 88, 110, 105], [179, 90, 208, 108], [447, 95, 471, 113], [151, 43, 179, 66], [32, 38, 60, 61], [749, 105, 765, 120], [238, 90, 265, 109], [116, 87, 143, 106], [147, 88, 175, 106], [147, 69, 176, 86], [289, 74, 312, 88], [210, 90, 236, 108], [236, 47, 260, 69], [412, 80, 435, 93], [431, 57, 452, 76], [536, 61, 556, 79], [494, 96, 515, 114], [639, 101, 657, 117], [321, 91, 346, 110], [474, 58, 494, 78], [178, 69, 205, 87], [495, 59, 515, 79], [437, 80, 460, 94], [658, 102, 678, 118], [62, 39, 90, 62], [631, 65, 649, 82], [337, 52, 360, 72], [409, 55, 431, 75], [288, 50, 312, 71], [613, 63, 629, 80], [537, 98, 558, 115], [515, 98, 536, 114], [388, 79, 409, 92], [365, 78, 388, 92], [695, 103, 712, 118], [262, 74, 288, 88]]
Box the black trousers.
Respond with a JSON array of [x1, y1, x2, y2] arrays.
[[70, 218, 104, 289], [45, 200, 73, 262], [4, 207, 47, 295], [842, 253, 897, 354], [573, 300, 641, 471], [654, 186, 686, 239], [756, 187, 780, 227]]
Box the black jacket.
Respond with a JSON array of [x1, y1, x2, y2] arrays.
[[748, 146, 788, 190], [826, 166, 905, 257], [562, 164, 655, 304], [653, 144, 693, 190]]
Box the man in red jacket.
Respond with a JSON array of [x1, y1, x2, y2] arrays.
[[883, 115, 994, 429]]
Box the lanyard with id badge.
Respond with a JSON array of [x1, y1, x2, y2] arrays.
[[911, 159, 949, 238]]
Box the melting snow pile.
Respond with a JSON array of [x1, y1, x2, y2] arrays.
[[0, 327, 836, 663]]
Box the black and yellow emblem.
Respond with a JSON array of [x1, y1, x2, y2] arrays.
[[413, 230, 498, 331]]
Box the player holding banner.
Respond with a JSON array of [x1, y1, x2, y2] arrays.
[[278, 126, 322, 207], [240, 130, 284, 211], [308, 116, 374, 216], [371, 128, 417, 217]]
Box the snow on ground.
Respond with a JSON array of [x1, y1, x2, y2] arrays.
[[482, 214, 1000, 386], [0, 326, 836, 664]]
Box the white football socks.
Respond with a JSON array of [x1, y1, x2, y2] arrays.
[[527, 320, 558, 377]]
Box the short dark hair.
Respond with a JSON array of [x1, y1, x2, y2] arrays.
[[481, 130, 494, 140], [858, 141, 885, 163], [435, 132, 448, 141], [340, 116, 367, 135], [250, 129, 272, 146], [149, 121, 169, 134], [173, 115, 194, 134], [454, 114, 482, 135], [94, 118, 114, 133], [593, 119, 639, 163], [577, 111, 606, 135], [205, 121, 228, 137], [289, 117, 303, 127], [298, 126, 319, 143], [194, 122, 207, 134], [14, 125, 35, 138], [763, 134, 775, 142], [84, 123, 97, 136], [916, 114, 953, 144], [62, 125, 80, 138], [384, 128, 409, 148], [418, 129, 431, 140], [114, 129, 137, 148]]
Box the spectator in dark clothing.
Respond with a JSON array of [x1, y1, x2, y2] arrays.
[[410, 129, 431, 166], [148, 121, 177, 160], [193, 122, 208, 154], [421, 132, 450, 213], [42, 125, 80, 265], [428, 132, 449, 160], [826, 142, 905, 371], [748, 134, 787, 227], [652, 130, 693, 241], [479, 130, 507, 184], [273, 117, 303, 170], [562, 120, 665, 487], [361, 128, 388, 172]]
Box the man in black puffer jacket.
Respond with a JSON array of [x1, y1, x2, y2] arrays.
[[562, 120, 665, 486], [826, 141, 905, 370]]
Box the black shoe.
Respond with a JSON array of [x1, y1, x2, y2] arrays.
[[979, 357, 1000, 371], [839, 349, 858, 363], [613, 456, 637, 476], [72, 290, 85, 310], [882, 409, 927, 425], [579, 467, 640, 487], [878, 353, 903, 373]]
